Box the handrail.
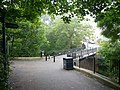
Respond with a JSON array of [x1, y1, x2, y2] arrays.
[[68, 48, 97, 59]]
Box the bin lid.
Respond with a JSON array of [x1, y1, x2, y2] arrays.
[[63, 57, 73, 60]]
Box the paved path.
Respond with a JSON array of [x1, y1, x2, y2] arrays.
[[9, 55, 113, 90]]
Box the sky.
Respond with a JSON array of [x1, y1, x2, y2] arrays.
[[83, 15, 102, 40]]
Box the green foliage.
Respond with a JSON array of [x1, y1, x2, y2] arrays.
[[0, 0, 119, 40], [8, 21, 46, 57], [70, 0, 120, 41], [0, 29, 9, 90], [98, 40, 120, 81], [45, 18, 94, 55], [0, 0, 119, 37], [0, 0, 82, 22], [99, 40, 120, 61], [95, 0, 120, 41]]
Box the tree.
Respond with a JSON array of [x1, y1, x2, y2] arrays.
[[95, 1, 120, 41], [0, 0, 119, 40], [0, 0, 81, 22], [98, 40, 120, 82], [7, 21, 47, 57], [45, 17, 94, 54]]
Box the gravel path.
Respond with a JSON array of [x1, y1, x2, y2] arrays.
[[9, 55, 113, 90]]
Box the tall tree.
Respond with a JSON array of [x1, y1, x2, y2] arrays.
[[0, 0, 119, 40], [80, 0, 120, 40], [45, 18, 94, 54], [7, 20, 46, 57]]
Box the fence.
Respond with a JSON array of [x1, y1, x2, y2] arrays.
[[67, 48, 97, 59], [72, 48, 120, 84], [53, 47, 82, 56], [97, 58, 119, 83], [72, 48, 97, 73]]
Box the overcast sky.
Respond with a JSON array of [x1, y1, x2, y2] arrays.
[[83, 15, 101, 39]]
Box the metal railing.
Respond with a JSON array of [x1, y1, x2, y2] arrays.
[[72, 48, 120, 84], [67, 48, 97, 59]]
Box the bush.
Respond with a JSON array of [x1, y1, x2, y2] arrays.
[[98, 40, 120, 82], [0, 54, 9, 90]]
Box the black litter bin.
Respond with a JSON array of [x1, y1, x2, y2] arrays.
[[63, 57, 73, 70]]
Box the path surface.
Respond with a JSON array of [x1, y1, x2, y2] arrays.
[[9, 55, 113, 90]]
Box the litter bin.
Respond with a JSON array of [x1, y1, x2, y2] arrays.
[[63, 57, 73, 70]]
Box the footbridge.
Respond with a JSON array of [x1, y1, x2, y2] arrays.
[[67, 48, 97, 59]]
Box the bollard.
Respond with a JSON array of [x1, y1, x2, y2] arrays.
[[45, 55, 47, 61], [79, 56, 81, 68], [53, 55, 55, 62], [40, 51, 42, 57]]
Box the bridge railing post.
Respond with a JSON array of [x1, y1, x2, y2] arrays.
[[80, 50, 83, 58], [93, 56, 96, 73], [87, 49, 89, 56], [91, 48, 93, 53], [83, 49, 85, 56]]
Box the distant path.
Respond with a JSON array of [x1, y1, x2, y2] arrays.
[[9, 55, 113, 90]]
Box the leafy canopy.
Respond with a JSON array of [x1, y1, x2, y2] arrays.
[[45, 17, 94, 54], [0, 0, 119, 40], [7, 20, 46, 57]]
